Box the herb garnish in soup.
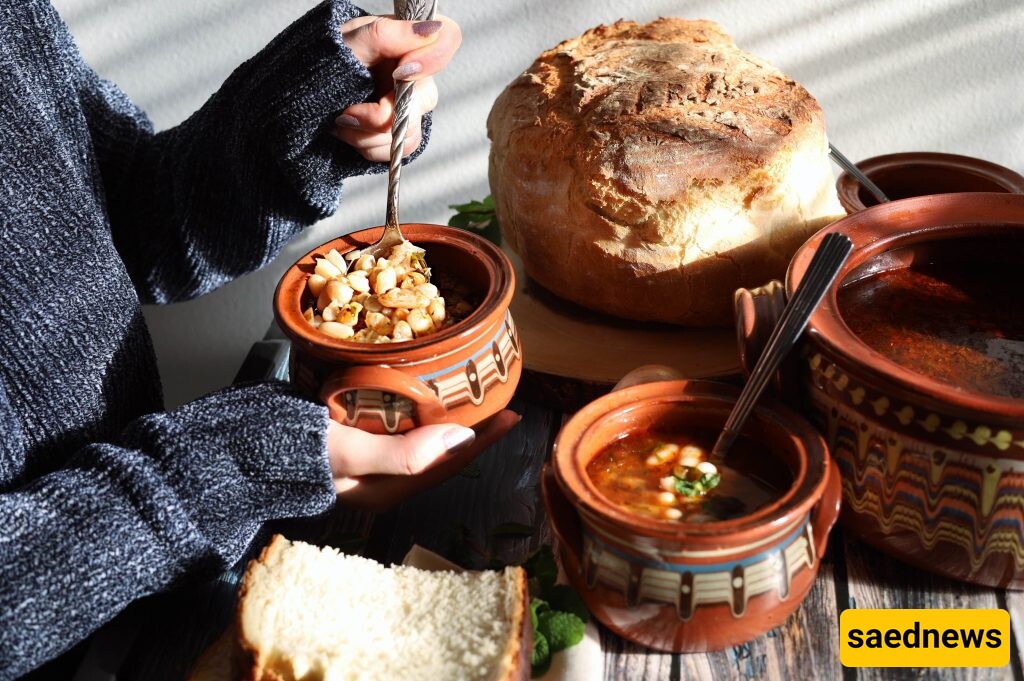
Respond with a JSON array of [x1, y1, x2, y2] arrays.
[[586, 429, 791, 523]]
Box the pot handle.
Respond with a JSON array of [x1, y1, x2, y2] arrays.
[[811, 460, 843, 559], [319, 365, 447, 427], [733, 281, 802, 405]]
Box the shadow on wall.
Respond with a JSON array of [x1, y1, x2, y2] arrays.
[[54, 0, 1024, 407]]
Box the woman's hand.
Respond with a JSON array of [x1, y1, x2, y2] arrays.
[[334, 15, 462, 162], [326, 410, 519, 511]]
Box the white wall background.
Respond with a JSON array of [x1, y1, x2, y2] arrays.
[[52, 0, 1024, 407]]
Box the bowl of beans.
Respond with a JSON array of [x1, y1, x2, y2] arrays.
[[544, 379, 841, 652], [274, 224, 520, 434]]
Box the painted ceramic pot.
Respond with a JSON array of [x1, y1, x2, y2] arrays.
[[836, 151, 1024, 213], [275, 224, 521, 434], [545, 379, 842, 652], [735, 193, 1024, 589]]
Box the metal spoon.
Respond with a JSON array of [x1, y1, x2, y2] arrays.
[[346, 0, 438, 265], [708, 232, 854, 463], [829, 143, 890, 204]]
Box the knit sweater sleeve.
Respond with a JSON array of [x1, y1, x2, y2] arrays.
[[75, 0, 427, 304], [0, 381, 335, 678]]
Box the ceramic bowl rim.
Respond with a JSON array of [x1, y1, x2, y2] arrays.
[[274, 223, 514, 364], [552, 379, 830, 542], [836, 151, 1024, 213], [791, 192, 1024, 423]]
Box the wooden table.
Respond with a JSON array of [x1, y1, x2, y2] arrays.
[[76, 331, 1024, 681]]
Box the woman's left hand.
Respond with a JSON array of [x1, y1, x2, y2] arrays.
[[334, 15, 462, 162]]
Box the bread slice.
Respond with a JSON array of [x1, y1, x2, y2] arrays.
[[236, 535, 530, 681]]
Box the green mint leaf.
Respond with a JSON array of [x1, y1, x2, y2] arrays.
[[490, 522, 534, 538], [449, 200, 489, 213], [674, 470, 722, 497], [700, 472, 721, 491], [531, 629, 551, 677], [448, 195, 502, 246], [530, 597, 550, 633], [545, 584, 589, 623], [538, 610, 586, 652], [522, 545, 558, 592], [675, 478, 700, 497]]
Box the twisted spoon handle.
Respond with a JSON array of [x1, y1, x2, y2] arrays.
[[385, 0, 438, 230]]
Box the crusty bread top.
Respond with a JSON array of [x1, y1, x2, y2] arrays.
[[237, 535, 528, 681], [488, 17, 826, 241], [486, 18, 841, 325]]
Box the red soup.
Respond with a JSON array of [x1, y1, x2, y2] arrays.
[[586, 428, 792, 523]]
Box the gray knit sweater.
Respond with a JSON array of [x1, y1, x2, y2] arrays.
[[0, 1, 427, 676]]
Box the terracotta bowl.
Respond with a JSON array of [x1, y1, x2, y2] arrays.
[[274, 224, 521, 434], [836, 151, 1024, 213], [736, 193, 1024, 588], [544, 379, 841, 652]]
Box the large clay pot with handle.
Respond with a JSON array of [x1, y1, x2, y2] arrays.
[[275, 224, 521, 435], [735, 192, 1024, 588]]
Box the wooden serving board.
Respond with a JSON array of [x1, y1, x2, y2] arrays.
[[505, 248, 741, 410]]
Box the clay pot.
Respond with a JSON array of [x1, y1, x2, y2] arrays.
[[275, 224, 521, 434], [544, 379, 841, 652], [736, 193, 1024, 588], [836, 151, 1024, 213]]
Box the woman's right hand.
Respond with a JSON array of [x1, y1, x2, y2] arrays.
[[326, 410, 520, 511]]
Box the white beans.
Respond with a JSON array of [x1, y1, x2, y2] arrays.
[[346, 271, 370, 293], [302, 241, 469, 343], [314, 257, 342, 280], [406, 308, 434, 335], [372, 267, 397, 294], [325, 280, 353, 306], [307, 274, 327, 298], [378, 288, 421, 309], [681, 445, 704, 459], [354, 254, 375, 272], [325, 248, 347, 273], [697, 461, 718, 475], [319, 321, 354, 339]]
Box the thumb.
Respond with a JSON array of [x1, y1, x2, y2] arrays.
[[342, 16, 444, 67], [327, 420, 475, 478], [394, 423, 477, 475]]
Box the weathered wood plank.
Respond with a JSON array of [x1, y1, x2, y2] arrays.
[[842, 532, 1013, 681], [1004, 590, 1024, 679], [363, 395, 558, 568], [668, 533, 842, 681], [599, 629, 678, 681]]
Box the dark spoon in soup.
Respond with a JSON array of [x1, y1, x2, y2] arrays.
[[586, 428, 791, 523]]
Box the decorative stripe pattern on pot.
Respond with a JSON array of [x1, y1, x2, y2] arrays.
[[337, 314, 521, 432], [807, 353, 1024, 452], [580, 518, 815, 620], [815, 392, 1024, 576]]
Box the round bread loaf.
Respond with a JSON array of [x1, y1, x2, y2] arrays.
[[487, 19, 844, 326]]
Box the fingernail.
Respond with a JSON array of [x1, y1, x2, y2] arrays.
[[392, 61, 422, 80], [443, 427, 475, 452], [412, 20, 443, 37], [335, 114, 360, 128]]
